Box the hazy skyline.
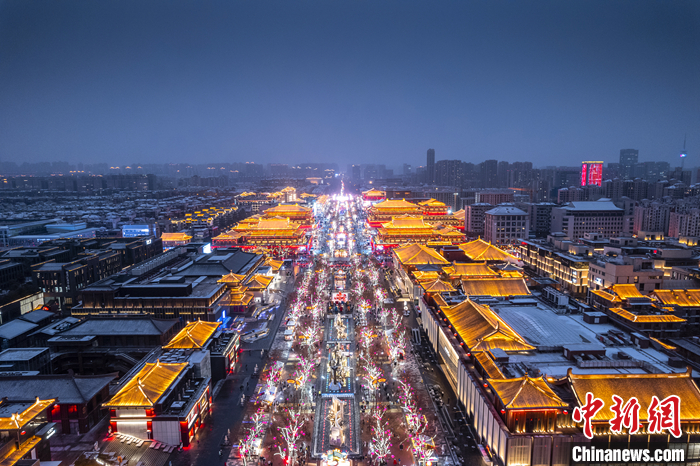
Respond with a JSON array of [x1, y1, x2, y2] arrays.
[[1, 0, 698, 168]]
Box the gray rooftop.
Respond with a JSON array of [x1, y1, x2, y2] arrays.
[[0, 374, 115, 404], [562, 201, 622, 211], [18, 309, 54, 324], [0, 348, 48, 361], [485, 206, 527, 216], [0, 319, 39, 341], [59, 318, 178, 337]]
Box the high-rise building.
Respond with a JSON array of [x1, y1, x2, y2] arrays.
[[551, 201, 624, 240], [633, 201, 673, 235], [426, 149, 435, 184], [619, 149, 639, 179], [466, 203, 493, 236], [350, 164, 361, 182], [581, 161, 603, 187], [479, 160, 498, 188], [435, 160, 464, 187], [497, 161, 510, 188], [484, 206, 529, 245]]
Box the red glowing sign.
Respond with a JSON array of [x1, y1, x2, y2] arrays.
[[574, 392, 683, 439], [581, 161, 603, 187]]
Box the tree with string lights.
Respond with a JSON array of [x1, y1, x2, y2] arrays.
[[275, 407, 305, 466], [368, 406, 391, 465], [238, 407, 266, 466]]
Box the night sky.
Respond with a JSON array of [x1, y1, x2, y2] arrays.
[[0, 0, 698, 167]]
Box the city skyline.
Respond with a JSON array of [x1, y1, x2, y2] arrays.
[[1, 1, 698, 166]]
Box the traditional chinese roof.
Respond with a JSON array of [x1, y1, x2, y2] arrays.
[[489, 376, 568, 409], [475, 352, 505, 379], [245, 274, 274, 290], [461, 278, 530, 297], [212, 231, 245, 241], [412, 271, 441, 281], [218, 272, 246, 284], [104, 362, 188, 408], [419, 279, 456, 293], [0, 398, 55, 430], [611, 284, 644, 299], [264, 258, 284, 271], [161, 232, 192, 242], [649, 336, 677, 351], [568, 368, 700, 422], [441, 299, 534, 352], [264, 204, 312, 214], [651, 289, 700, 307], [362, 189, 386, 197], [393, 243, 449, 265], [381, 215, 431, 229], [608, 307, 686, 323], [372, 199, 421, 210], [443, 262, 499, 278], [433, 225, 466, 238], [590, 289, 618, 302], [453, 209, 465, 221], [163, 320, 220, 349], [228, 290, 255, 306], [253, 217, 297, 230], [458, 239, 517, 262], [433, 294, 448, 308], [418, 199, 447, 207]]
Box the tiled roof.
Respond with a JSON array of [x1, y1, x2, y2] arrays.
[[461, 278, 530, 297], [652, 289, 700, 307], [443, 262, 498, 278], [441, 299, 534, 352], [568, 368, 700, 422], [458, 239, 517, 262], [104, 361, 188, 408], [489, 376, 568, 409], [475, 352, 504, 379], [419, 279, 456, 293], [608, 307, 686, 323], [163, 320, 220, 349], [0, 398, 55, 430], [161, 233, 192, 242], [393, 243, 449, 265]]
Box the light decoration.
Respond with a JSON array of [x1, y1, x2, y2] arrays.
[[238, 406, 266, 466], [275, 407, 305, 466], [291, 356, 317, 406], [396, 379, 434, 461], [387, 327, 406, 365], [367, 406, 391, 463]]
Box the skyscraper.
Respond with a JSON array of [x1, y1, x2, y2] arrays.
[[479, 160, 498, 188], [426, 149, 435, 184], [619, 149, 639, 179]]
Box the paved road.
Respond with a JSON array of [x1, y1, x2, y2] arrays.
[[170, 276, 295, 466], [403, 298, 485, 466]]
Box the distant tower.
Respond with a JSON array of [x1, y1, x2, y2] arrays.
[[619, 149, 638, 179], [426, 149, 435, 184], [680, 134, 688, 169]]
